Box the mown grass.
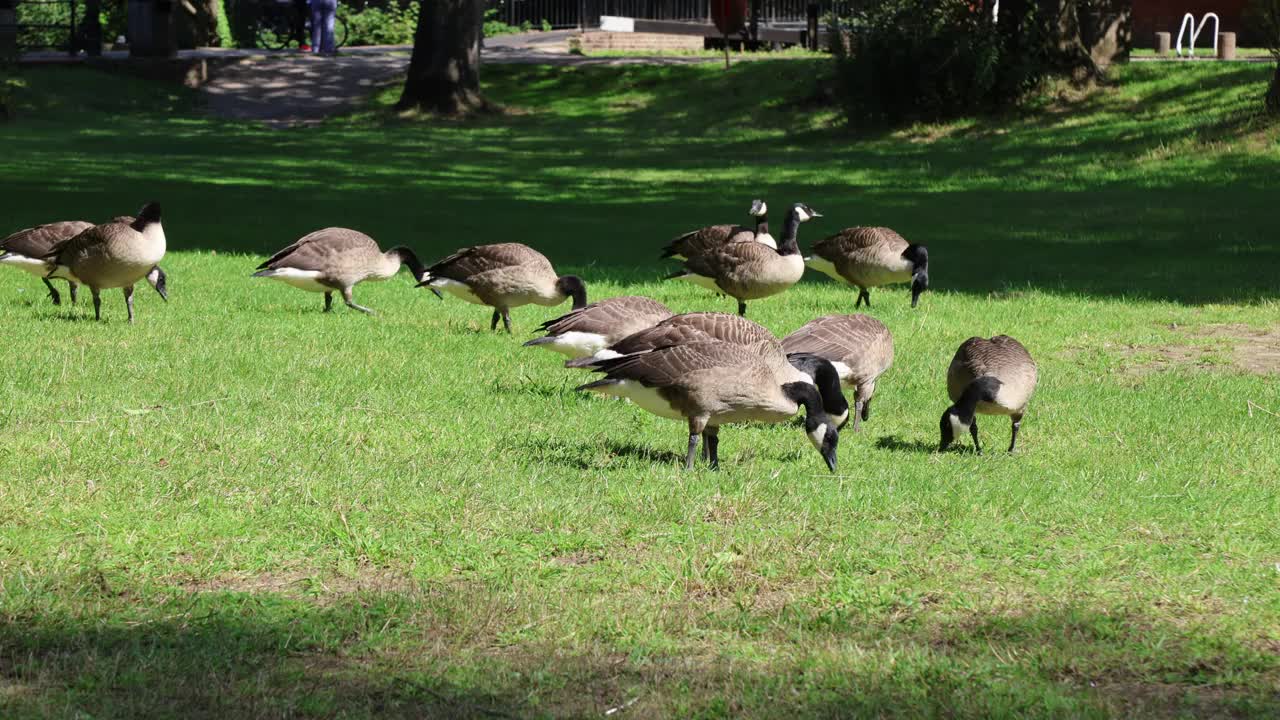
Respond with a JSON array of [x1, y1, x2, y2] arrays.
[[0, 59, 1278, 718]]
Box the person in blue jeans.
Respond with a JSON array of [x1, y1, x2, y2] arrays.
[[311, 0, 338, 55]]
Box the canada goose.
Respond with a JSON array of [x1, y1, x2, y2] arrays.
[[782, 314, 894, 431], [666, 203, 819, 316], [2, 221, 92, 305], [806, 226, 928, 308], [939, 335, 1038, 454], [569, 312, 849, 427], [660, 199, 775, 261], [419, 242, 587, 333], [577, 341, 840, 472], [522, 295, 673, 358], [42, 202, 167, 323], [252, 227, 426, 315]]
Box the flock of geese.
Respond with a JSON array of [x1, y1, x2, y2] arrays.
[[1, 201, 1039, 473]]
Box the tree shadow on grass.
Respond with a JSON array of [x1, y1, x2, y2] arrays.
[[1, 596, 1275, 718], [874, 435, 938, 454]]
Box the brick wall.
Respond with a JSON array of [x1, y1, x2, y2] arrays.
[[1132, 0, 1255, 48], [573, 31, 705, 53]]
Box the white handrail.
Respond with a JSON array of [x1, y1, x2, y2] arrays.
[[1176, 12, 1219, 57]]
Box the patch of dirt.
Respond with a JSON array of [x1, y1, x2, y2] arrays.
[[1119, 323, 1280, 376], [176, 566, 415, 601], [549, 550, 603, 567]]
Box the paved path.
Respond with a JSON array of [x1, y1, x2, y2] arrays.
[[22, 31, 762, 126]]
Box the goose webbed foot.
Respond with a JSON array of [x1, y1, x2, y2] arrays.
[[42, 278, 61, 306]]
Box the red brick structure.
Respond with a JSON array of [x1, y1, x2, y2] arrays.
[[1132, 0, 1255, 48]]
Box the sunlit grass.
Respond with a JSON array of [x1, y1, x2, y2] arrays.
[[0, 59, 1277, 718]]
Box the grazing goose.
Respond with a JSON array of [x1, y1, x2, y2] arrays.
[[42, 202, 167, 323], [806, 226, 928, 308], [577, 341, 840, 472], [569, 312, 849, 428], [939, 335, 1038, 454], [522, 295, 673, 358], [252, 227, 426, 315], [660, 199, 775, 261], [782, 314, 894, 431], [419, 242, 587, 333], [2, 221, 92, 305], [666, 203, 818, 316]]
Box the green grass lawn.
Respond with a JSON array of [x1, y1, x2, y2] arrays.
[[0, 59, 1278, 718]]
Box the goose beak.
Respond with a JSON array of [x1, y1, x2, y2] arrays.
[[147, 267, 168, 302], [823, 446, 837, 473]]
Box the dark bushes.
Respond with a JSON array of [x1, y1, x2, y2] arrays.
[[833, 0, 1050, 127]]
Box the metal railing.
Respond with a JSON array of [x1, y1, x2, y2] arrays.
[[487, 0, 860, 31]]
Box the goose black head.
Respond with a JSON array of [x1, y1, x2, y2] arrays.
[[791, 202, 822, 223], [146, 266, 168, 301], [131, 202, 162, 231], [904, 244, 929, 308], [787, 352, 850, 429], [783, 381, 840, 473], [938, 376, 1001, 453], [556, 275, 587, 310], [389, 246, 428, 283], [748, 199, 768, 217]]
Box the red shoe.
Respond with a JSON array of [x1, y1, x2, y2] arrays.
[[300, 44, 312, 52]]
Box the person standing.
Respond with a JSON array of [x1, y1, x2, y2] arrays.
[[292, 0, 311, 51], [311, 0, 338, 55]]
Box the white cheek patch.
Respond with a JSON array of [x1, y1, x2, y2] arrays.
[[794, 207, 811, 222], [808, 423, 828, 452]]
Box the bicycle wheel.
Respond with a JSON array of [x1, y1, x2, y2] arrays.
[[256, 13, 294, 51], [333, 16, 349, 49]]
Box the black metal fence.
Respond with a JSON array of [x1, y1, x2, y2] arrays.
[[487, 0, 860, 30]]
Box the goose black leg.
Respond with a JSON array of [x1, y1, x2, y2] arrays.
[[323, 292, 333, 312], [969, 418, 982, 455], [91, 288, 102, 321], [490, 309, 500, 331], [68, 281, 78, 305], [685, 417, 708, 470], [852, 400, 864, 432], [861, 395, 873, 422], [855, 289, 871, 308], [124, 285, 136, 323], [1008, 414, 1024, 453], [737, 299, 747, 316], [42, 278, 61, 305], [704, 426, 720, 470], [500, 309, 512, 334], [342, 287, 375, 315]]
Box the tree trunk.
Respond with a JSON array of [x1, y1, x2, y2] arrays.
[[396, 0, 490, 115], [1268, 62, 1280, 115], [1037, 0, 1107, 83]]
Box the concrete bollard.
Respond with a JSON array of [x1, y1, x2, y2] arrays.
[[1218, 32, 1236, 60], [0, 0, 17, 63], [1155, 32, 1171, 57]]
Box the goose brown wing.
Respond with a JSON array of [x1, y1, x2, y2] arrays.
[[2, 221, 92, 258], [427, 243, 547, 281], [593, 342, 757, 387], [678, 238, 777, 280], [43, 222, 135, 262], [663, 224, 755, 259], [783, 315, 884, 361], [259, 228, 377, 271], [537, 296, 671, 335], [604, 323, 717, 356], [812, 227, 907, 258], [666, 312, 774, 346]]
